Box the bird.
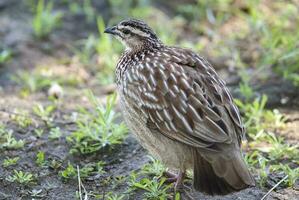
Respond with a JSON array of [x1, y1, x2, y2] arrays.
[[104, 19, 255, 195]]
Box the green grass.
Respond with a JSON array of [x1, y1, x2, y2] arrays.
[[132, 177, 172, 200], [36, 151, 46, 167], [0, 49, 12, 64], [59, 162, 76, 180], [6, 170, 35, 185], [2, 157, 20, 168], [59, 161, 106, 181], [142, 156, 166, 177], [235, 95, 286, 139], [67, 91, 128, 154], [32, 0, 63, 39], [2, 0, 299, 198], [0, 128, 25, 150], [11, 66, 82, 97], [33, 103, 56, 126], [49, 127, 62, 140], [11, 109, 33, 128], [236, 93, 298, 187]]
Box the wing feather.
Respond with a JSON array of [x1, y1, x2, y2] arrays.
[[122, 47, 244, 150]]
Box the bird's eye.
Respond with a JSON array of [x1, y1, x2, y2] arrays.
[[123, 29, 130, 35]]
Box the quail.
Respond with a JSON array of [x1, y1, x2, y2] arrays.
[[104, 19, 255, 195]]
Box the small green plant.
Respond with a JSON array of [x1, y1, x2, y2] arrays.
[[244, 150, 261, 168], [11, 70, 52, 96], [28, 189, 45, 198], [2, 157, 19, 167], [142, 156, 166, 177], [0, 49, 12, 64], [95, 161, 106, 175], [11, 109, 33, 128], [238, 81, 254, 102], [60, 163, 76, 180], [235, 95, 285, 139], [33, 104, 56, 126], [72, 35, 97, 65], [258, 132, 299, 161], [49, 127, 62, 140], [271, 164, 299, 187], [132, 177, 172, 200], [36, 151, 46, 167], [79, 164, 94, 179], [0, 130, 25, 150], [67, 92, 128, 154], [6, 170, 35, 184], [32, 0, 63, 39], [49, 159, 62, 170], [82, 0, 96, 23], [34, 128, 44, 138], [106, 193, 126, 200], [60, 162, 102, 180], [256, 156, 269, 187]]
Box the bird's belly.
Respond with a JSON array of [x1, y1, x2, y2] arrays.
[[118, 91, 193, 170]]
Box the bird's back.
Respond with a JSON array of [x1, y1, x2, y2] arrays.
[[116, 45, 255, 195]]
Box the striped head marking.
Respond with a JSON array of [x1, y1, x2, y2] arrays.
[[104, 19, 160, 50]]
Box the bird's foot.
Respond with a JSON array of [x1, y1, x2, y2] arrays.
[[163, 171, 186, 192]]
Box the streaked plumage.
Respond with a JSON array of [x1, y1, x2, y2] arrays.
[[105, 19, 255, 195]]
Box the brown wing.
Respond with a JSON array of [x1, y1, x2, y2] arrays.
[[122, 47, 245, 151]]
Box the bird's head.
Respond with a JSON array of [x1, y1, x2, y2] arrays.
[[104, 19, 161, 51]]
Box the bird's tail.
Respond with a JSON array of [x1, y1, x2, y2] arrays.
[[192, 148, 255, 195]]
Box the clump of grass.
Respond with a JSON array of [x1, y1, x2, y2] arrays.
[[0, 49, 12, 64], [260, 133, 299, 161], [271, 164, 299, 187], [48, 127, 62, 140], [2, 157, 20, 168], [236, 90, 298, 188], [125, 157, 174, 199], [32, 0, 63, 39], [33, 103, 56, 126], [10, 109, 33, 128], [67, 91, 128, 154], [72, 35, 97, 66], [246, 1, 299, 86], [11, 70, 52, 96], [11, 67, 83, 97], [132, 177, 172, 199], [72, 17, 121, 85], [142, 156, 166, 177], [59, 161, 106, 181], [60, 162, 76, 180], [0, 129, 25, 150], [6, 170, 35, 185], [36, 151, 46, 167], [235, 95, 286, 139]]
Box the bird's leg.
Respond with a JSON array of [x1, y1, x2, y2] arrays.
[[163, 170, 186, 191]]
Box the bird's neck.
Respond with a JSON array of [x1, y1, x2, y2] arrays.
[[116, 42, 162, 85], [126, 39, 163, 55]]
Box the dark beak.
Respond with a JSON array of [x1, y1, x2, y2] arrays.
[[104, 26, 117, 35]]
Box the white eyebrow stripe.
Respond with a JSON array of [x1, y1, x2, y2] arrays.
[[118, 25, 125, 29], [118, 24, 151, 38], [131, 28, 150, 37]]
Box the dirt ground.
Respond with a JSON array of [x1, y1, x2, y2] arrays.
[[0, 1, 298, 200]]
